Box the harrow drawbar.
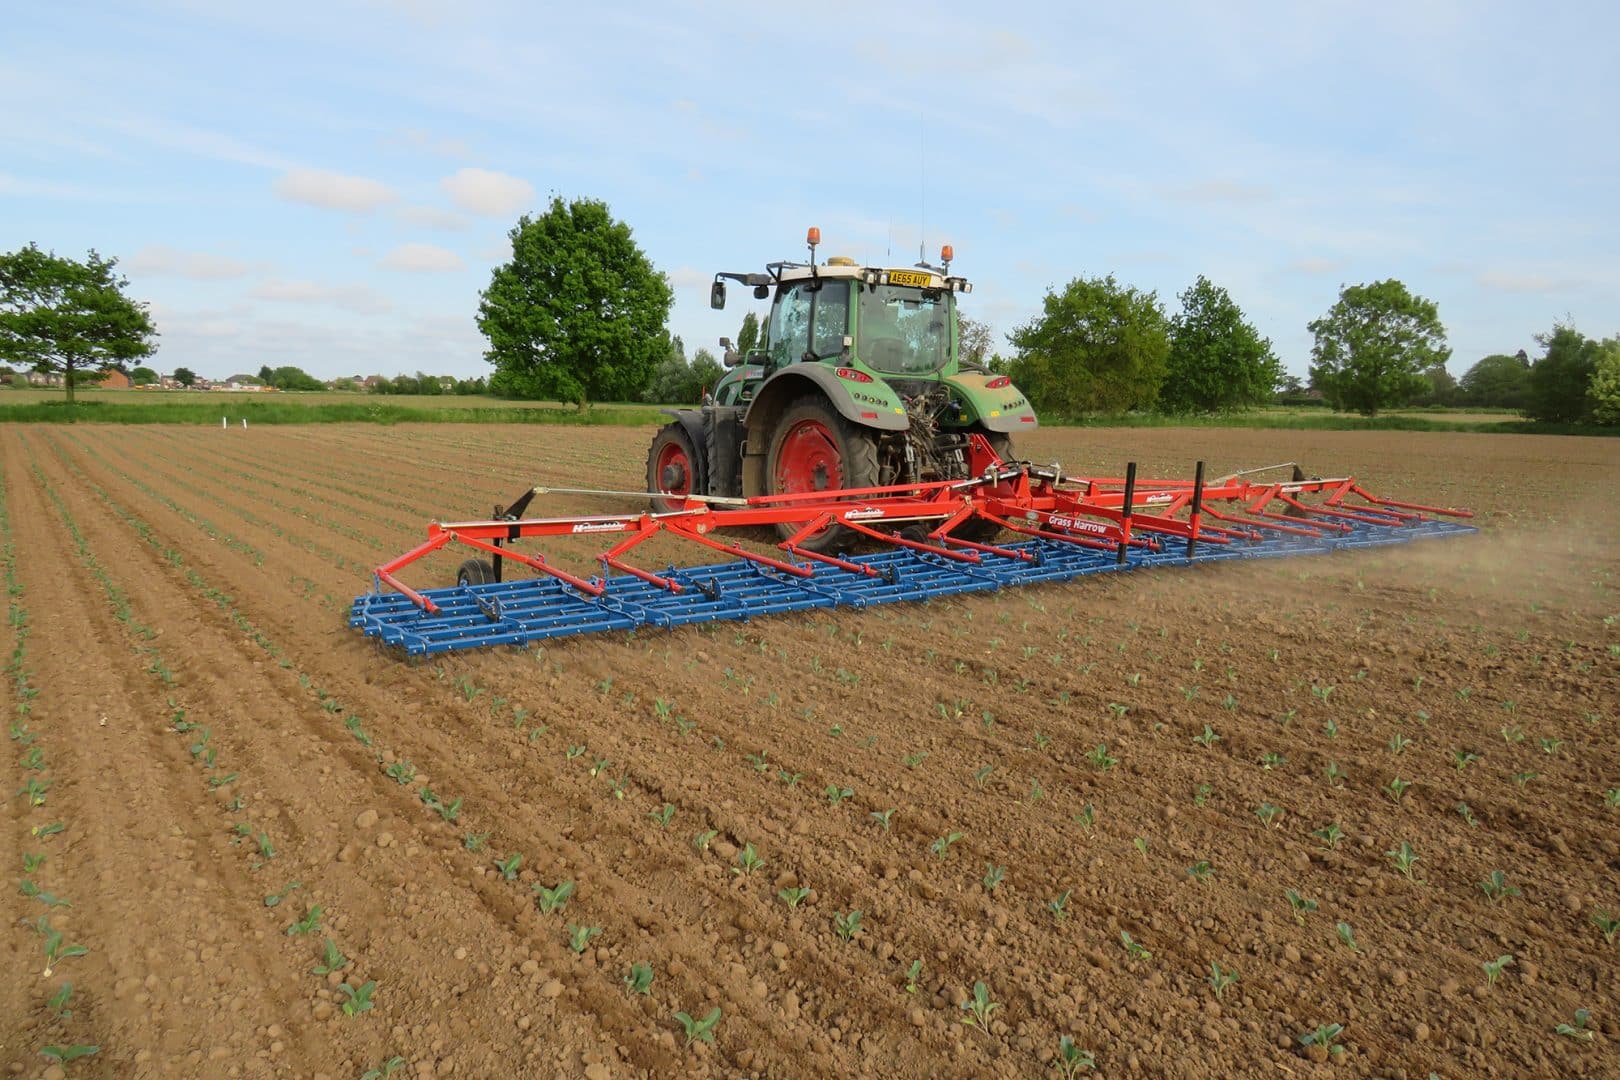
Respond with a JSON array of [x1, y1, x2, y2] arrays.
[[350, 444, 1476, 655]]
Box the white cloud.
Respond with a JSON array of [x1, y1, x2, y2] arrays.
[[127, 244, 257, 280], [1289, 257, 1344, 275], [397, 204, 468, 230], [1476, 271, 1558, 294], [665, 266, 709, 289], [273, 168, 397, 213], [395, 127, 472, 159], [251, 278, 393, 315], [379, 242, 465, 272], [440, 167, 533, 216]]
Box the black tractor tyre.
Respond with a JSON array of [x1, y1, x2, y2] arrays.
[[456, 558, 496, 587], [949, 431, 1016, 544], [646, 422, 705, 513], [765, 396, 879, 554]]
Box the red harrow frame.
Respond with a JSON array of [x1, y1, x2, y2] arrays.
[[351, 438, 1476, 654]]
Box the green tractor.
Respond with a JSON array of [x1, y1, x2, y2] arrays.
[[646, 227, 1037, 551]]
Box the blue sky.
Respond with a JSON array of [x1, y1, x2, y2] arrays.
[[4, 1, 1616, 383]]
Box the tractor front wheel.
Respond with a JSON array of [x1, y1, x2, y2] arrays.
[[646, 423, 703, 513], [766, 396, 878, 553]]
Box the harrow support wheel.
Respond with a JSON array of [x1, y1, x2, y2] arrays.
[[646, 422, 703, 513], [456, 558, 495, 587], [767, 395, 878, 553], [949, 430, 1015, 543]]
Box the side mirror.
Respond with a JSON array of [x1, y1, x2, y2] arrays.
[[752, 284, 770, 300], [709, 280, 727, 310]]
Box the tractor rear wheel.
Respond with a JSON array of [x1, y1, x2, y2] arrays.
[[646, 423, 703, 513], [949, 431, 1015, 543], [456, 558, 495, 587], [766, 396, 878, 553]]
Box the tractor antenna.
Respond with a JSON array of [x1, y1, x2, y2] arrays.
[[917, 112, 927, 268]]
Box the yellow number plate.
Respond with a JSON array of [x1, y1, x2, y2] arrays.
[[887, 270, 932, 288]]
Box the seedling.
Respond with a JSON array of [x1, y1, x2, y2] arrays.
[[384, 760, 416, 785], [832, 909, 863, 942], [1313, 823, 1345, 850], [1208, 961, 1238, 999], [494, 854, 522, 881], [624, 962, 654, 995], [1513, 770, 1538, 787], [971, 764, 994, 786], [1073, 804, 1096, 835], [869, 808, 895, 832], [673, 1006, 721, 1047], [1324, 761, 1346, 786], [589, 757, 610, 778], [1187, 860, 1214, 883], [1388, 733, 1411, 755], [256, 832, 275, 860], [1055, 1036, 1097, 1077], [1259, 752, 1285, 770], [1119, 931, 1152, 961], [1451, 749, 1480, 771], [1255, 803, 1283, 829], [1385, 842, 1421, 881], [930, 832, 963, 860], [39, 1046, 98, 1063], [1335, 922, 1359, 952], [565, 745, 585, 760], [1539, 737, 1563, 756], [777, 769, 802, 787], [339, 979, 376, 1016], [734, 844, 764, 875], [693, 829, 717, 853], [1085, 743, 1118, 771], [1048, 890, 1071, 920], [903, 750, 928, 768], [287, 905, 322, 936], [1322, 717, 1339, 739], [778, 886, 810, 909], [1606, 789, 1620, 809], [463, 831, 490, 852], [567, 924, 601, 953], [48, 982, 73, 1018], [903, 959, 923, 993], [1033, 731, 1052, 750], [1193, 783, 1211, 807], [534, 880, 575, 915], [1592, 909, 1620, 944], [824, 785, 853, 805], [1298, 1023, 1345, 1057], [1456, 802, 1479, 827], [312, 938, 348, 975], [650, 804, 676, 828], [1479, 870, 1520, 903], [1555, 1007, 1595, 1041], [1383, 777, 1411, 803], [359, 1057, 407, 1080], [1481, 953, 1513, 988], [960, 980, 1000, 1030], [982, 864, 1005, 892]]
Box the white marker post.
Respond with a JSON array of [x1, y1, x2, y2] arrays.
[[221, 417, 227, 429]]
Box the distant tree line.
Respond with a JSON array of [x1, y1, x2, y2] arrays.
[[368, 372, 488, 396]]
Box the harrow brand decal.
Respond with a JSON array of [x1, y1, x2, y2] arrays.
[[1047, 514, 1110, 535], [570, 521, 630, 534], [841, 506, 886, 520]]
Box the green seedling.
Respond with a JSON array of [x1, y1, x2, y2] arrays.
[[1192, 725, 1220, 748], [1313, 823, 1345, 850], [833, 909, 863, 942], [1033, 731, 1052, 750], [1388, 733, 1411, 755], [343, 715, 372, 746], [463, 831, 490, 852], [903, 959, 923, 994], [48, 982, 73, 1018], [653, 698, 673, 721], [494, 853, 522, 881], [287, 905, 322, 936], [312, 937, 348, 975], [1119, 931, 1152, 961], [1606, 789, 1620, 809], [982, 864, 1005, 892], [1187, 860, 1214, 883], [1539, 737, 1563, 756], [534, 880, 575, 915], [22, 852, 45, 873], [1481, 953, 1514, 988], [41, 929, 88, 977], [624, 962, 654, 995], [1457, 802, 1479, 827], [339, 979, 376, 1016], [1259, 752, 1285, 770], [1452, 748, 1480, 771], [359, 1057, 407, 1080], [1323, 760, 1346, 786], [1085, 743, 1118, 771], [734, 843, 764, 875], [903, 750, 928, 768], [1385, 842, 1421, 881], [1513, 770, 1538, 787], [565, 745, 585, 760], [207, 771, 238, 789], [869, 808, 895, 832], [567, 924, 601, 953], [1383, 777, 1411, 803], [1298, 1023, 1345, 1056], [693, 829, 717, 853], [673, 1006, 721, 1047], [960, 980, 1000, 1030], [778, 886, 810, 909], [1556, 1007, 1595, 1041], [1592, 909, 1620, 944], [1073, 804, 1096, 835], [824, 785, 852, 805], [1255, 803, 1283, 829], [255, 831, 276, 861], [930, 832, 963, 859], [1501, 724, 1524, 744], [1055, 1036, 1097, 1077], [1322, 718, 1339, 739], [1208, 961, 1238, 999], [588, 758, 610, 778], [1193, 784, 1211, 807], [1479, 870, 1520, 903], [19, 776, 49, 805], [1336, 921, 1359, 952], [1048, 890, 1071, 920], [1027, 777, 1045, 804], [608, 775, 629, 800], [971, 764, 994, 786], [384, 760, 415, 785], [1283, 889, 1313, 925], [650, 804, 676, 828], [777, 769, 802, 787], [39, 1046, 99, 1064]]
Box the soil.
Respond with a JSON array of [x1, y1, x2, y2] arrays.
[[2, 422, 1616, 1079]]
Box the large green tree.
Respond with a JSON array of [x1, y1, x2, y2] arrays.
[[478, 196, 672, 407], [172, 366, 197, 387], [1005, 275, 1169, 416], [1589, 338, 1620, 425], [1160, 276, 1280, 413], [1458, 352, 1530, 409], [1525, 324, 1603, 423], [735, 311, 761, 357], [0, 243, 157, 403], [957, 314, 993, 369], [1307, 280, 1447, 416]]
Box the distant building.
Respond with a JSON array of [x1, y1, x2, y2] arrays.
[[97, 369, 132, 390]]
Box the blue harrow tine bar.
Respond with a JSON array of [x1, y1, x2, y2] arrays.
[[350, 518, 1478, 656]]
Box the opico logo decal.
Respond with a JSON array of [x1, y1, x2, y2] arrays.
[[1048, 514, 1109, 535], [842, 506, 885, 520], [571, 521, 629, 534], [1145, 493, 1174, 504]]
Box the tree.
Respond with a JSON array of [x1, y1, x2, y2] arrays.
[[1525, 324, 1602, 422], [1589, 338, 1620, 425], [1458, 353, 1530, 409], [1306, 279, 1447, 416], [736, 311, 761, 356], [0, 243, 157, 403], [478, 196, 672, 407], [1412, 362, 1458, 407], [957, 315, 993, 368], [172, 366, 197, 387], [131, 365, 159, 385], [643, 343, 724, 405], [1160, 276, 1280, 413], [263, 365, 323, 391], [691, 347, 723, 401], [1004, 275, 1169, 416]]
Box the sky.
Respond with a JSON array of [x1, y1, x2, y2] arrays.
[[4, 1, 1617, 383]]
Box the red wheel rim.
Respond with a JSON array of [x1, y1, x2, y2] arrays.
[[655, 441, 692, 496], [775, 418, 842, 494]]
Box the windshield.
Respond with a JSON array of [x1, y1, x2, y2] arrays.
[[856, 284, 951, 375]]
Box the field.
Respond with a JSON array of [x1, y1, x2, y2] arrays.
[[2, 422, 1616, 1078]]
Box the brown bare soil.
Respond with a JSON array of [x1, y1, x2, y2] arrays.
[[2, 422, 1616, 1079]]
